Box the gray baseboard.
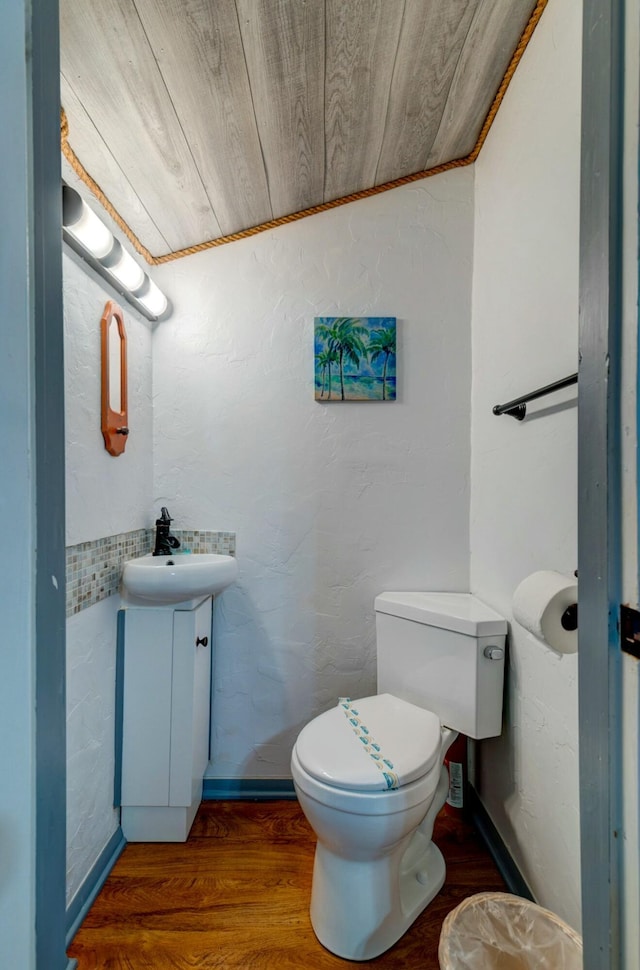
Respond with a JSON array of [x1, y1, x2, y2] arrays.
[[467, 786, 534, 901], [203, 778, 297, 800], [65, 827, 126, 947]]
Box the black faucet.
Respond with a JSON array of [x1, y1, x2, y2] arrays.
[[153, 507, 181, 556]]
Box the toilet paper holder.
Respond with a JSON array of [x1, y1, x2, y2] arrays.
[[621, 605, 640, 659], [561, 604, 578, 631], [561, 569, 578, 630], [512, 570, 579, 655]]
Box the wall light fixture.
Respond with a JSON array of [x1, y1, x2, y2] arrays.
[[62, 184, 172, 321]]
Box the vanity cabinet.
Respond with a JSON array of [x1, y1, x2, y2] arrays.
[[119, 595, 212, 842]]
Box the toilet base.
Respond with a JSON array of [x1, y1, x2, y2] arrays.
[[309, 768, 449, 961]]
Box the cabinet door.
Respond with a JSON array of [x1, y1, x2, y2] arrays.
[[121, 609, 174, 806], [169, 597, 212, 807]]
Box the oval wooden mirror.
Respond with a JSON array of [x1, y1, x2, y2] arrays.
[[101, 301, 129, 456]]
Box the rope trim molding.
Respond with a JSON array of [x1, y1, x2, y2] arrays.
[[61, 111, 157, 266], [60, 0, 548, 266]]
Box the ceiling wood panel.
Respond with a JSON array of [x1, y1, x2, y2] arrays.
[[323, 0, 404, 202], [236, 0, 325, 218], [375, 0, 481, 186], [61, 76, 171, 256], [427, 0, 537, 167], [132, 0, 272, 237], [60, 0, 546, 260], [59, 0, 221, 251]]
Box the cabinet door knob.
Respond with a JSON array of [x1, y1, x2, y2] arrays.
[[196, 636, 209, 648]]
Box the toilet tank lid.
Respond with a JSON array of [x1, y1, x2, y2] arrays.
[[374, 592, 507, 637]]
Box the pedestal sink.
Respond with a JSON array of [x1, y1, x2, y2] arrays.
[[122, 552, 238, 606]]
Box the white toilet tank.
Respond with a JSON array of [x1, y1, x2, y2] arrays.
[[375, 592, 507, 739]]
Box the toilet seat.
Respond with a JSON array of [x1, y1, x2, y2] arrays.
[[294, 694, 442, 793], [291, 745, 444, 816]]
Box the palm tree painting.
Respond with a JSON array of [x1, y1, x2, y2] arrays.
[[368, 327, 396, 401], [315, 348, 339, 399], [314, 317, 396, 401]]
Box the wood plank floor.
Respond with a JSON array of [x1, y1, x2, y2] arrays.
[[68, 801, 506, 969]]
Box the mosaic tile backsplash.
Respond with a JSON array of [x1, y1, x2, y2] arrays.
[[66, 529, 236, 616]]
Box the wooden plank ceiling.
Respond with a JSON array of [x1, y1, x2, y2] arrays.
[[60, 0, 541, 261]]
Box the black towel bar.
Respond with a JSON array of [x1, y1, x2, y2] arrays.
[[493, 373, 578, 420]]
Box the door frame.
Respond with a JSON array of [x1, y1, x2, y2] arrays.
[[20, 0, 628, 966], [13, 0, 68, 965], [578, 0, 626, 967]]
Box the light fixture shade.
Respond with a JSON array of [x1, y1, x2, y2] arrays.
[[62, 183, 171, 321], [104, 240, 146, 291], [63, 186, 114, 260], [136, 279, 168, 317]]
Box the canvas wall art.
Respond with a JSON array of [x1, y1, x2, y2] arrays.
[[314, 317, 397, 402]]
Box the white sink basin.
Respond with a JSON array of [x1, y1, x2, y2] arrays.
[[122, 553, 238, 606]]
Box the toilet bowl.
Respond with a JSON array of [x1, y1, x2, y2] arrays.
[[292, 693, 455, 960], [292, 592, 507, 961], [291, 695, 456, 960]]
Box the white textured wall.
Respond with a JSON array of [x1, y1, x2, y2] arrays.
[[63, 251, 153, 905], [152, 172, 474, 778], [470, 1, 582, 929], [64, 253, 153, 546], [66, 598, 121, 904]]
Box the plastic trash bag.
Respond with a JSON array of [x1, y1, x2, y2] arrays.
[[439, 892, 583, 969]]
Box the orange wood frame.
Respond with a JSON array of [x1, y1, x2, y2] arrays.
[[100, 300, 129, 456]]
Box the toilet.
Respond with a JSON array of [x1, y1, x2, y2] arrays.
[[291, 591, 507, 961]]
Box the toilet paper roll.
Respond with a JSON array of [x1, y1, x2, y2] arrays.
[[512, 570, 578, 655]]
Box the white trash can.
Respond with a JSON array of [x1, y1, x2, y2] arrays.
[[438, 892, 582, 969]]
